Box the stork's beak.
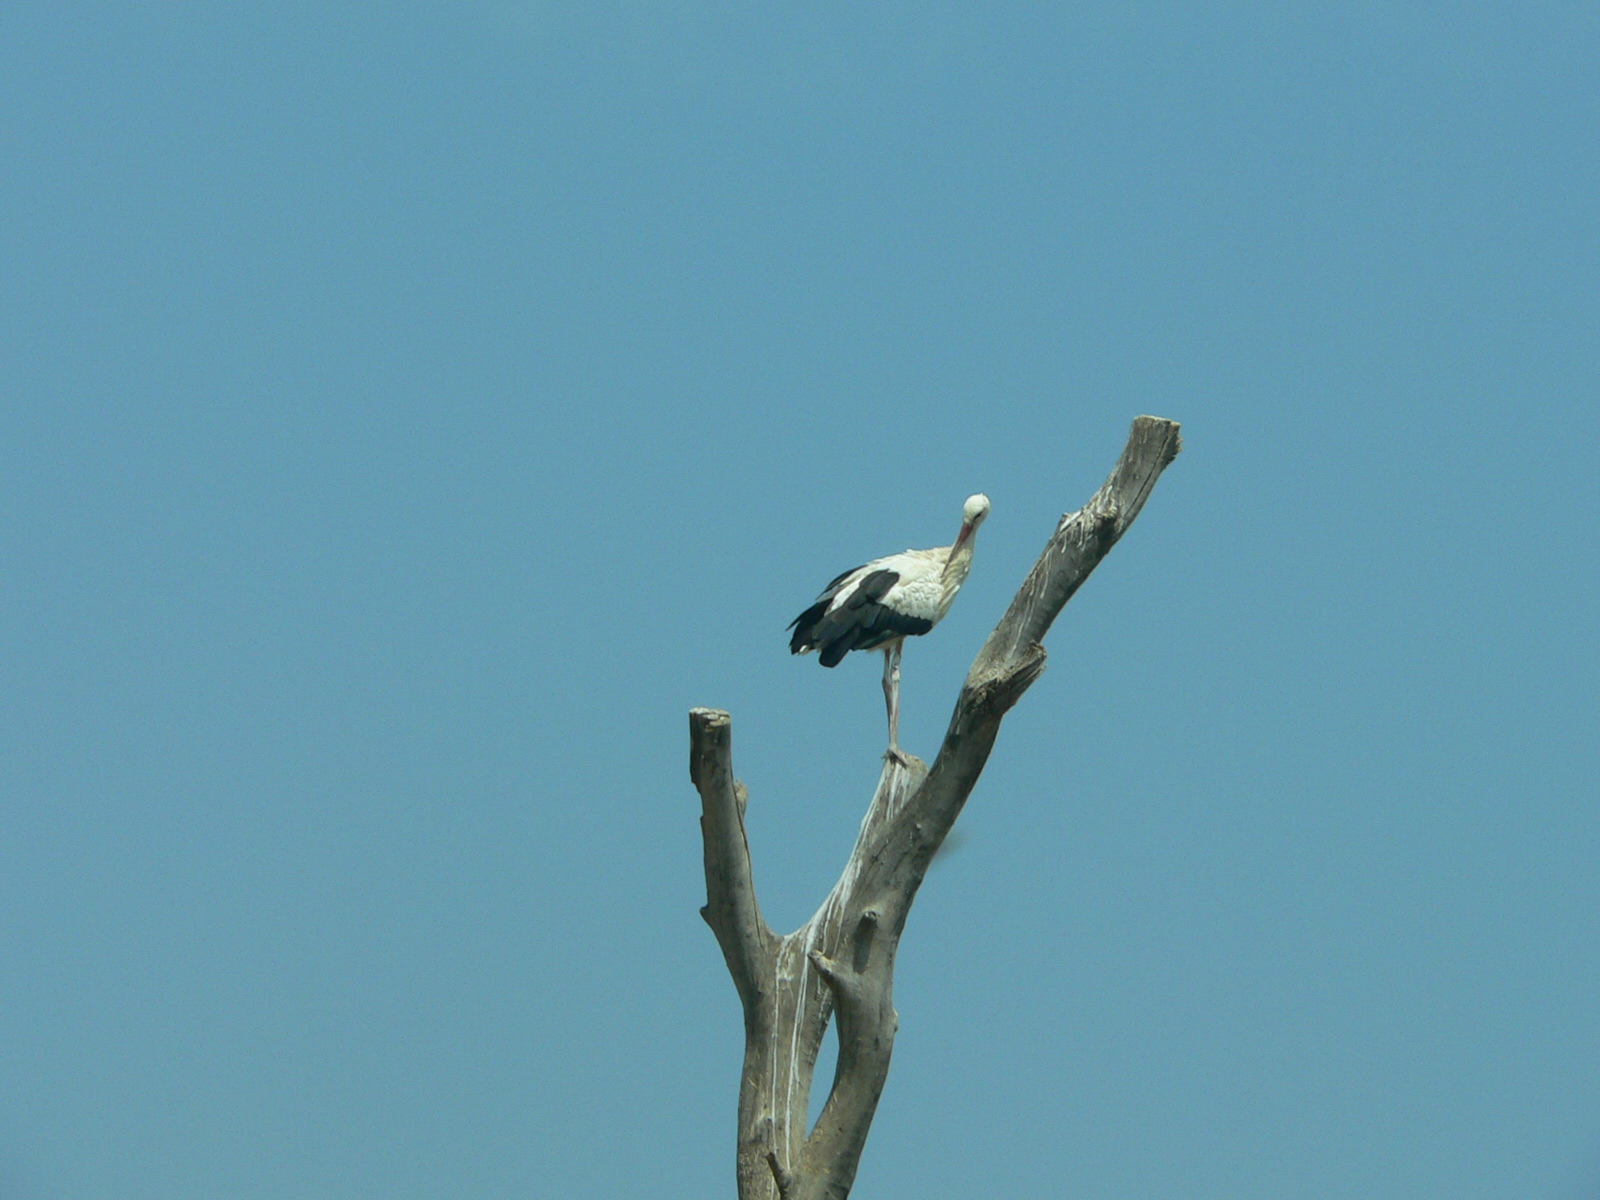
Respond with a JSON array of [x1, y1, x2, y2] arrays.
[[951, 521, 973, 554]]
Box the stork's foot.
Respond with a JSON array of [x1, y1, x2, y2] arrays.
[[885, 746, 913, 768]]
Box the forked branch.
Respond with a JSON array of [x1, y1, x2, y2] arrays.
[[690, 416, 1181, 1199]]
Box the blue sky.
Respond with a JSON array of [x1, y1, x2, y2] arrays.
[[1, 4, 1596, 1198]]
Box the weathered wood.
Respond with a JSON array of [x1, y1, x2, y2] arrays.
[[690, 709, 773, 1015], [689, 416, 1181, 1199]]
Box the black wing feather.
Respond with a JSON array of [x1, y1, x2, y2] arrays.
[[844, 569, 898, 607], [787, 563, 868, 633], [790, 567, 933, 666]]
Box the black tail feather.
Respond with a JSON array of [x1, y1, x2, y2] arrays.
[[788, 598, 831, 655]]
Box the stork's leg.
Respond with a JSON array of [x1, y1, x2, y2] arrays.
[[883, 640, 907, 763]]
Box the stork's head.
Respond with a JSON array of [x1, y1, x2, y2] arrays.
[[951, 493, 990, 555]]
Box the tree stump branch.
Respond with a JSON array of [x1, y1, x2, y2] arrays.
[[691, 708, 775, 1017], [689, 416, 1181, 1199]]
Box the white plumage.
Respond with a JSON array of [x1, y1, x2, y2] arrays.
[[789, 494, 990, 758]]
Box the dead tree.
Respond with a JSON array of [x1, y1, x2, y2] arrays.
[[689, 416, 1181, 1199]]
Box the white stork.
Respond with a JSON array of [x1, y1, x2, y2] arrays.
[[789, 494, 991, 758]]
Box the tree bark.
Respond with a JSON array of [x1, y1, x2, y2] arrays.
[[690, 415, 1181, 1199]]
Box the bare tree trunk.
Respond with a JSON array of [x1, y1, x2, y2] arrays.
[[690, 415, 1182, 1199]]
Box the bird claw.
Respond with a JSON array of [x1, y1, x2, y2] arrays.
[[885, 747, 913, 768]]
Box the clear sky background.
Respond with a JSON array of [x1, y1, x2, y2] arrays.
[[2, 5, 1596, 1199]]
